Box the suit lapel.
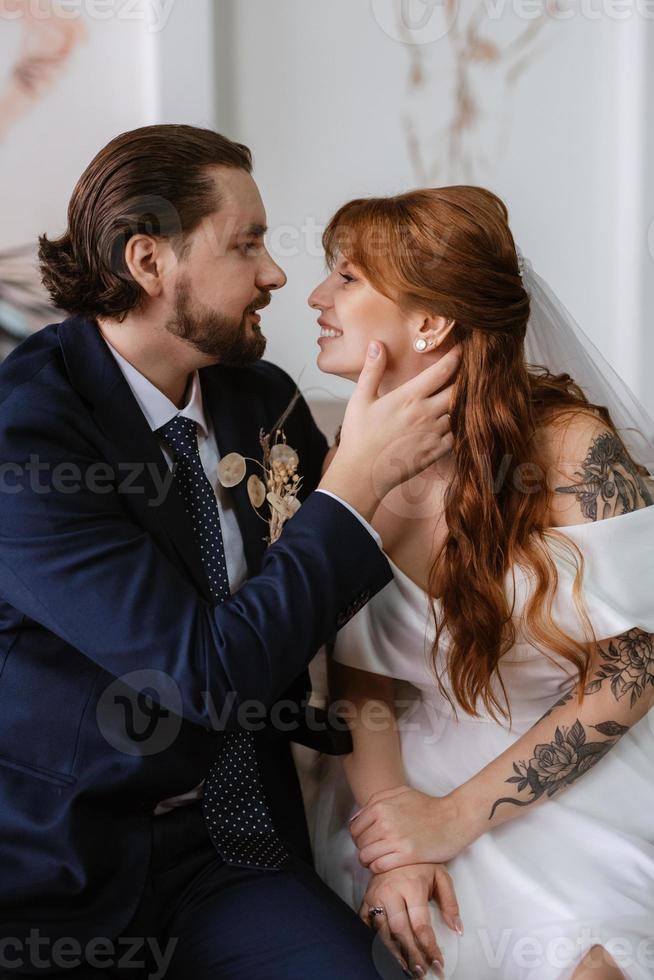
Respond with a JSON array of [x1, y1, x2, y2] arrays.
[[58, 316, 271, 590], [58, 316, 212, 599]]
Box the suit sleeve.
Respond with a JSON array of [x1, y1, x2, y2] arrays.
[[0, 412, 392, 730]]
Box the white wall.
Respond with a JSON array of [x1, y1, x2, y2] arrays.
[[1, 14, 147, 248], [639, 18, 654, 407], [0, 0, 215, 248], [214, 0, 653, 415]]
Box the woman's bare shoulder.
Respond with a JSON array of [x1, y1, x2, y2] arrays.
[[534, 409, 653, 527]]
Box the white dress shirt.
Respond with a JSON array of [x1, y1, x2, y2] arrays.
[[106, 342, 249, 595], [103, 339, 381, 813]]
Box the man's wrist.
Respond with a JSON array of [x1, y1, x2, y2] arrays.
[[318, 457, 382, 524]]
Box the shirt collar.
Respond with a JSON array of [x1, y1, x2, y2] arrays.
[[103, 338, 209, 437]]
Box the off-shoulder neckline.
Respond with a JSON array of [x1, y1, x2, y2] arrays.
[[544, 502, 653, 535], [384, 504, 653, 595]]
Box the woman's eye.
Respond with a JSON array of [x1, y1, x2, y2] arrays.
[[340, 273, 355, 283]]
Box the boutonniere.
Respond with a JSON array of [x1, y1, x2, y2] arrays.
[[216, 388, 304, 545]]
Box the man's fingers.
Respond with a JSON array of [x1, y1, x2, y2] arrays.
[[429, 411, 452, 440], [409, 428, 454, 473], [427, 383, 456, 420], [399, 344, 461, 400], [434, 865, 464, 935], [432, 431, 455, 463], [354, 341, 387, 401]]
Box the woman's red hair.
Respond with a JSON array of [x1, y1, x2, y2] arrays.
[[324, 186, 618, 722]]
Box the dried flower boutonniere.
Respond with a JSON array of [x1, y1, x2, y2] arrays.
[[216, 388, 303, 545]]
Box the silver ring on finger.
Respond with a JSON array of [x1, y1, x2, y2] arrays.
[[368, 906, 386, 922]]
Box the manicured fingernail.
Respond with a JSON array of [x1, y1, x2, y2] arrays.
[[412, 967, 425, 978], [368, 341, 380, 358], [431, 961, 445, 977], [453, 915, 464, 936]]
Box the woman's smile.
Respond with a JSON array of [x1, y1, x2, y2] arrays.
[[317, 318, 344, 343]]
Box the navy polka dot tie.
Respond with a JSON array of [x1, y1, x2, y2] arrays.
[[156, 415, 288, 871]]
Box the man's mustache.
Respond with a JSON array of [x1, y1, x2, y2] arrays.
[[247, 294, 272, 313]]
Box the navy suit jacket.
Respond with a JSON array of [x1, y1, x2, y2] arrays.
[[0, 316, 392, 946]]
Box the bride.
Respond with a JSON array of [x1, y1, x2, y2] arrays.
[[306, 186, 654, 980]]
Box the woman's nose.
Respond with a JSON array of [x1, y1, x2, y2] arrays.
[[308, 283, 328, 310]]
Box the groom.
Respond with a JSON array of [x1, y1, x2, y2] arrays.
[[0, 125, 456, 978]]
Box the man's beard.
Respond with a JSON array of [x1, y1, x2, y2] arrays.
[[165, 278, 268, 366]]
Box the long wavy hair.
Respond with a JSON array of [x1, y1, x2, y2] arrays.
[[323, 186, 621, 723]]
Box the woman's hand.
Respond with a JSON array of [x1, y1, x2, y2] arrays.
[[350, 786, 482, 873], [359, 863, 462, 978]]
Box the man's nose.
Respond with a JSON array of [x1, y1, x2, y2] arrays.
[[259, 253, 287, 291]]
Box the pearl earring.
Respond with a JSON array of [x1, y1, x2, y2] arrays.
[[414, 338, 428, 352]]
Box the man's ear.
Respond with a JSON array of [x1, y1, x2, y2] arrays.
[[123, 235, 175, 300], [415, 314, 456, 350]]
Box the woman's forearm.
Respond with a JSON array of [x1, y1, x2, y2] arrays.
[[332, 663, 406, 807], [453, 628, 654, 840], [343, 702, 406, 807]]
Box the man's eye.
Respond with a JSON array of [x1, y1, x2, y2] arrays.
[[241, 241, 263, 255]]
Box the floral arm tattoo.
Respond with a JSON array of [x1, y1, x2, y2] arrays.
[[472, 434, 653, 825], [487, 629, 654, 821], [554, 431, 653, 521]]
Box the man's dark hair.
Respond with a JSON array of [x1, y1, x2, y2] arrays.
[[38, 124, 253, 319]]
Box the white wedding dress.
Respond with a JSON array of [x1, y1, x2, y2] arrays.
[[307, 505, 654, 979]]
